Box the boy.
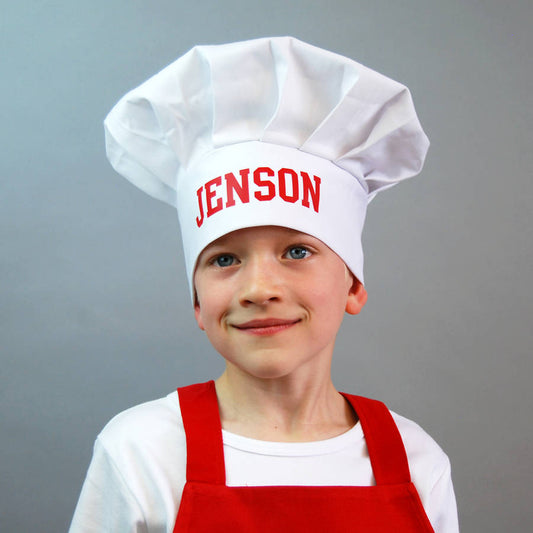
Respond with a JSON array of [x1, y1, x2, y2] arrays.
[[70, 37, 458, 532]]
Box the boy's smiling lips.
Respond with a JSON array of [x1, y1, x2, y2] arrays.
[[232, 318, 301, 335]]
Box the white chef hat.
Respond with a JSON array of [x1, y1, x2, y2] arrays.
[[104, 36, 429, 296]]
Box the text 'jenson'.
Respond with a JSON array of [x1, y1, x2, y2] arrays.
[[195, 167, 321, 227]]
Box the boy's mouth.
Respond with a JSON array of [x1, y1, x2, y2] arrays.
[[233, 318, 301, 335]]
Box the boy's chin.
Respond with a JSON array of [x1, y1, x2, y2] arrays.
[[222, 355, 317, 383]]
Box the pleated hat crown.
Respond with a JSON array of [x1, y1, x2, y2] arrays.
[[104, 36, 429, 294]]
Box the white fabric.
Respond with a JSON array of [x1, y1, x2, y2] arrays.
[[69, 391, 459, 533], [104, 36, 430, 293]]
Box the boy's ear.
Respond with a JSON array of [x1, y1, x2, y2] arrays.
[[194, 296, 205, 331], [345, 277, 368, 315]]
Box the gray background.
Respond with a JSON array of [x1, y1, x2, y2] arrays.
[[2, 1, 532, 531]]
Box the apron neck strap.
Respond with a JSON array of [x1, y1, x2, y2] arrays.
[[178, 381, 226, 484], [342, 393, 412, 485]]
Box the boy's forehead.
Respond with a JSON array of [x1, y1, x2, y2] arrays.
[[194, 224, 354, 284], [200, 225, 320, 251]]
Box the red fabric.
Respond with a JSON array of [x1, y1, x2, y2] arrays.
[[174, 381, 435, 532]]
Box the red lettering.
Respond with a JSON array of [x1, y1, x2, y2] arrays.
[[195, 186, 205, 227], [195, 167, 321, 227], [301, 172, 321, 212], [278, 168, 299, 203], [205, 176, 223, 217], [253, 167, 275, 201], [225, 169, 250, 207]]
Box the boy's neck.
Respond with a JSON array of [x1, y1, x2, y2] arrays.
[[214, 369, 357, 442]]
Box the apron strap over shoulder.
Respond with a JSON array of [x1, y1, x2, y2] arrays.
[[342, 393, 412, 486], [178, 381, 226, 485]]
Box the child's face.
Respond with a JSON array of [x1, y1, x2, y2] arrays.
[[193, 226, 367, 381]]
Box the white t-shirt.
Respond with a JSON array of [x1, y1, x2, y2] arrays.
[[69, 391, 459, 533]]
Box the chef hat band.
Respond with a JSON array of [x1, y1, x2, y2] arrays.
[[176, 140, 368, 289], [104, 36, 429, 297]]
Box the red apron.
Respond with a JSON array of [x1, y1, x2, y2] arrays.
[[173, 381, 435, 532]]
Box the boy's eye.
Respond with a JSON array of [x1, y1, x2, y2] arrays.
[[286, 246, 311, 260], [213, 254, 235, 267]]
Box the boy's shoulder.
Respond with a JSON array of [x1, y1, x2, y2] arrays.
[[389, 409, 452, 487], [96, 390, 185, 458], [74, 392, 187, 530], [390, 410, 448, 457]]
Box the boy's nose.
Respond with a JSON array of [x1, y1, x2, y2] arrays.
[[238, 261, 282, 306]]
